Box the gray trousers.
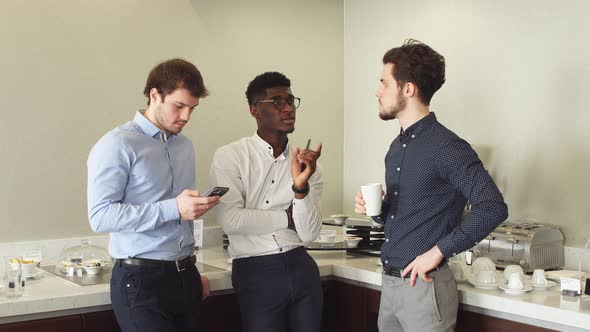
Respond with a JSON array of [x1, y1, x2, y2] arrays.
[[378, 264, 458, 332]]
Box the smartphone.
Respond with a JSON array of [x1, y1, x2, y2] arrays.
[[202, 186, 229, 197]]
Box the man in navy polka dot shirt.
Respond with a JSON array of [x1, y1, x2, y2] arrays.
[[355, 39, 508, 332]]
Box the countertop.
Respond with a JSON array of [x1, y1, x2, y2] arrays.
[[1, 246, 589, 331]]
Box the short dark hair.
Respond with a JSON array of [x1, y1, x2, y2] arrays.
[[245, 72, 291, 106], [382, 39, 445, 105], [143, 58, 209, 105]]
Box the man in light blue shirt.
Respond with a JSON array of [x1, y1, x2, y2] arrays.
[[87, 58, 220, 332]]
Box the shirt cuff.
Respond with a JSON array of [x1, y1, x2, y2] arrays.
[[436, 237, 457, 259], [159, 198, 180, 222], [292, 195, 311, 213]]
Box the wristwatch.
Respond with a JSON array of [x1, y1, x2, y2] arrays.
[[291, 183, 309, 194]]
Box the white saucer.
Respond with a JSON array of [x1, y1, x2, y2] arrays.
[[530, 280, 557, 289], [468, 278, 504, 290], [499, 284, 533, 294]]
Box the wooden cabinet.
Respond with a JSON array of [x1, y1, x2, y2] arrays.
[[457, 310, 557, 332], [82, 310, 121, 332], [322, 279, 556, 332], [0, 315, 82, 332], [323, 280, 366, 332], [365, 287, 381, 332], [323, 280, 381, 332], [0, 282, 561, 332]]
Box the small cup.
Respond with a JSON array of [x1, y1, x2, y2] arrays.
[[472, 257, 496, 277], [508, 273, 524, 290], [20, 261, 36, 277], [361, 183, 383, 217], [532, 269, 548, 285], [475, 270, 497, 284], [503, 265, 525, 281]]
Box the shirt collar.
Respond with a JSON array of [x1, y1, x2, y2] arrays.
[[252, 132, 289, 160], [400, 112, 437, 139], [133, 110, 176, 141]]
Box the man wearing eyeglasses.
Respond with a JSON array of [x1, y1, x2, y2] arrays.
[[87, 58, 220, 332], [210, 72, 324, 332]]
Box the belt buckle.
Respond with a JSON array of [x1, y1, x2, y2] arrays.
[[175, 258, 186, 272]]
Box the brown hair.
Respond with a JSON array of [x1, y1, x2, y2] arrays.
[[383, 39, 445, 105], [143, 58, 209, 105]]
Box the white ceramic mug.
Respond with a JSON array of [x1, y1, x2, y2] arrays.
[[532, 269, 548, 285], [475, 270, 497, 284], [508, 273, 524, 290], [361, 183, 383, 217]]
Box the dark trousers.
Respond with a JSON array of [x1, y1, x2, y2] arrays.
[[232, 246, 323, 332], [110, 261, 202, 332]]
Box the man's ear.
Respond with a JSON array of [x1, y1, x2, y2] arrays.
[[150, 88, 161, 104], [250, 105, 259, 119], [404, 82, 417, 98]]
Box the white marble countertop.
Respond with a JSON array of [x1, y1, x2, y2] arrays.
[[1, 246, 590, 331]]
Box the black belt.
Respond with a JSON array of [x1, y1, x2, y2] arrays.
[[383, 261, 446, 279], [116, 255, 196, 272]]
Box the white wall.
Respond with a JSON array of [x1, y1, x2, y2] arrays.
[[0, 0, 343, 242], [344, 0, 590, 247]]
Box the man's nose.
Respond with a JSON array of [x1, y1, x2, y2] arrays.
[[283, 104, 295, 113], [180, 107, 191, 120]]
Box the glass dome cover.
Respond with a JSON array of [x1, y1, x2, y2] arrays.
[[57, 239, 113, 272]]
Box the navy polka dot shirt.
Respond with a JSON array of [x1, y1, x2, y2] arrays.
[[373, 113, 508, 270]]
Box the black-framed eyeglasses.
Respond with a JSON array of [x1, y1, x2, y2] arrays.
[[256, 96, 301, 110]]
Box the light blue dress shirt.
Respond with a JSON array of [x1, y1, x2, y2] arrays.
[[87, 111, 196, 260]]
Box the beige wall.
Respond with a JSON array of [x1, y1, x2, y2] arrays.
[[343, 0, 590, 247], [0, 0, 343, 242], [3, 0, 588, 248]]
